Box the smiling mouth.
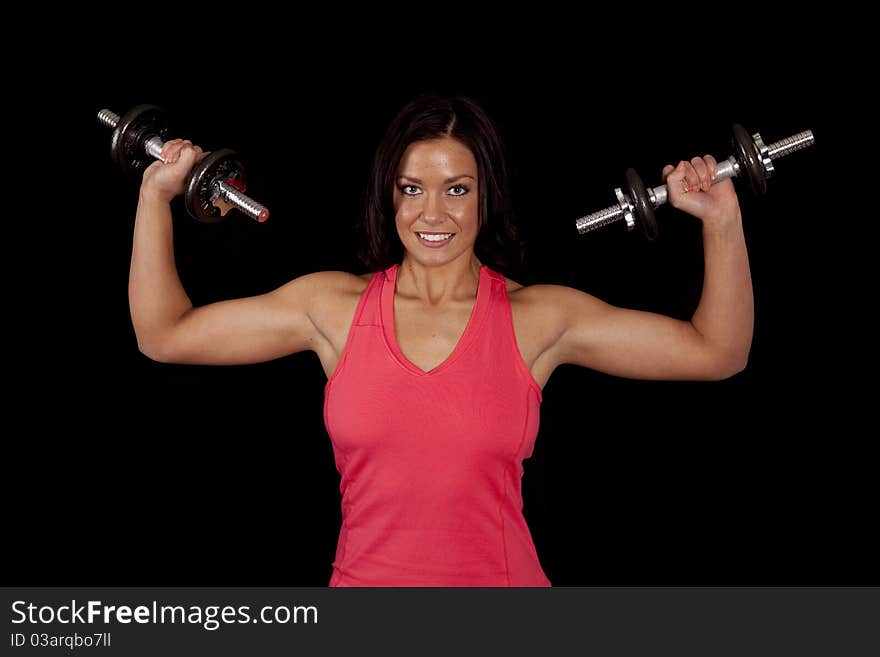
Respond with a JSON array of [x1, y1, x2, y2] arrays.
[[415, 232, 456, 245]]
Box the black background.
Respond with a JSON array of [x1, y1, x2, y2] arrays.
[[8, 26, 871, 587]]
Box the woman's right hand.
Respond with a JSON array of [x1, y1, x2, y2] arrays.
[[141, 139, 209, 203]]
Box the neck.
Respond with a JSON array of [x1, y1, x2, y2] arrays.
[[396, 253, 482, 306]]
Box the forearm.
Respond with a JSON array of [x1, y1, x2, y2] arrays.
[[690, 210, 754, 372], [128, 188, 193, 352]]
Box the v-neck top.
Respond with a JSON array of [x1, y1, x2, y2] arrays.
[[381, 261, 492, 376], [323, 262, 549, 586]]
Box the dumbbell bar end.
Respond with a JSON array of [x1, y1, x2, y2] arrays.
[[217, 181, 270, 222]]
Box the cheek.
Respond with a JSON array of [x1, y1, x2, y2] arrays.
[[394, 198, 419, 224], [453, 199, 480, 229]]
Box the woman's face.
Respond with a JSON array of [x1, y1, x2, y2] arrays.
[[393, 137, 479, 265]]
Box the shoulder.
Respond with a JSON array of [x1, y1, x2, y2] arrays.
[[500, 274, 583, 353], [293, 269, 376, 298], [501, 274, 578, 322], [292, 270, 379, 347]]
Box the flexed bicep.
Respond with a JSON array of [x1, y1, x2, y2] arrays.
[[145, 271, 327, 365], [547, 285, 734, 381]]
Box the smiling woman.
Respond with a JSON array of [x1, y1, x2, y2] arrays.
[[127, 91, 753, 587], [321, 95, 553, 585], [396, 139, 477, 254], [358, 94, 526, 273]]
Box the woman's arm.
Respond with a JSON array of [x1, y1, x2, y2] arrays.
[[129, 138, 323, 365], [543, 155, 753, 381]]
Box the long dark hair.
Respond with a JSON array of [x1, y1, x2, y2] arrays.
[[356, 93, 526, 273]]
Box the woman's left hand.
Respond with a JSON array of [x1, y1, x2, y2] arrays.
[[662, 155, 741, 230]]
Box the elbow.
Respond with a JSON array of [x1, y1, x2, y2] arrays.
[[710, 352, 749, 381], [137, 339, 164, 363], [136, 334, 174, 363]]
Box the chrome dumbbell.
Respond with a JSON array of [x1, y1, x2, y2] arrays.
[[575, 124, 814, 240], [98, 105, 269, 223]]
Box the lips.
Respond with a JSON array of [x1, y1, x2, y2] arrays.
[[415, 232, 456, 248]]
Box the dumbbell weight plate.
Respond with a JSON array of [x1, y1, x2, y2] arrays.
[[185, 148, 248, 223], [731, 123, 767, 196], [110, 104, 168, 176], [625, 168, 659, 241]]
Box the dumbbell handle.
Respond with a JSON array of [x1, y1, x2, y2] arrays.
[[575, 129, 814, 235], [97, 109, 270, 222]]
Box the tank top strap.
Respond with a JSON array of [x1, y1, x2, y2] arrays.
[[482, 266, 544, 403], [351, 267, 389, 326]]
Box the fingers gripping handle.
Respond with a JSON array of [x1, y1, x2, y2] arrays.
[[650, 156, 739, 207]]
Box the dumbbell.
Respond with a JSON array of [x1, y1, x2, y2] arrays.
[[97, 104, 269, 223], [574, 124, 815, 240]]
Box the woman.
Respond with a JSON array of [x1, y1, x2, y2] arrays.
[[129, 94, 753, 586]]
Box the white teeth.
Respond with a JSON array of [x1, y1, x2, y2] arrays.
[[417, 233, 454, 242]]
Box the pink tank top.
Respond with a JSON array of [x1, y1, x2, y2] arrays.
[[323, 262, 550, 586]]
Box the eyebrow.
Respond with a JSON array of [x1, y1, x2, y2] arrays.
[[398, 174, 476, 184]]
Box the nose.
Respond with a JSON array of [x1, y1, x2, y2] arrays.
[[421, 191, 444, 222]]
